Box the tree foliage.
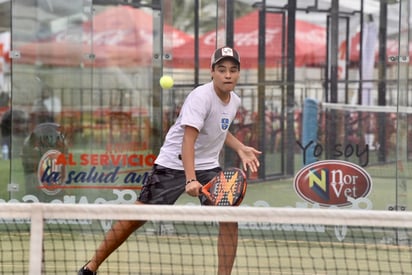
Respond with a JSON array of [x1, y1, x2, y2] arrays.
[[171, 0, 253, 35]]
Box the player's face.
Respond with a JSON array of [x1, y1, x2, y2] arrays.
[[211, 59, 240, 97]]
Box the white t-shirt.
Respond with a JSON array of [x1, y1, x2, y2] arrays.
[[155, 81, 241, 170]]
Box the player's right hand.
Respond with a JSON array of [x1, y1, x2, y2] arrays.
[[185, 180, 202, 197]]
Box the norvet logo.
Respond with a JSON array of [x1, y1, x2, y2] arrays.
[[293, 160, 372, 207]]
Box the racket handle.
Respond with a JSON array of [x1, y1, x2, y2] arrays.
[[199, 186, 213, 202]]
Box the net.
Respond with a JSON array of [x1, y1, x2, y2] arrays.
[[1, 203, 412, 275]]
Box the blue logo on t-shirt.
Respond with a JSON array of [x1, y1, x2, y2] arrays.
[[221, 118, 229, 130]]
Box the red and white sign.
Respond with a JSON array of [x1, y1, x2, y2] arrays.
[[294, 160, 372, 207]]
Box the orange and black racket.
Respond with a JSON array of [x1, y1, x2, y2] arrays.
[[200, 168, 247, 206]]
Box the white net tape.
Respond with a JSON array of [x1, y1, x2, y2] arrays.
[[2, 203, 412, 227], [321, 102, 412, 114]]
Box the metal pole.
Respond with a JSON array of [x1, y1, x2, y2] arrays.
[[151, 0, 163, 154], [194, 0, 200, 86], [257, 0, 266, 179], [326, 0, 339, 159], [226, 0, 234, 47], [286, 0, 296, 175], [377, 0, 388, 162]]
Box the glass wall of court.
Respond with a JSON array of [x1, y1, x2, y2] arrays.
[[0, 0, 411, 212]]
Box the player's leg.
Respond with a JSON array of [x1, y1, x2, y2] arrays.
[[78, 165, 187, 274], [80, 202, 147, 273], [196, 167, 237, 275], [217, 222, 238, 275]]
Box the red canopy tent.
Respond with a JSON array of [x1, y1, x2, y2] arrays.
[[17, 6, 193, 68], [170, 10, 327, 69]]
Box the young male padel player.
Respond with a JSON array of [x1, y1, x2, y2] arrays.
[[78, 46, 261, 275]]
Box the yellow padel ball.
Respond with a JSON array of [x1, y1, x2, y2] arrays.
[[159, 75, 174, 89]]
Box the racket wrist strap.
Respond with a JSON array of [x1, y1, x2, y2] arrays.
[[186, 179, 197, 185]]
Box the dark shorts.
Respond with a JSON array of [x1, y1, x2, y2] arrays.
[[138, 165, 221, 205]]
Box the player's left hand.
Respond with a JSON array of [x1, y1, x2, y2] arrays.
[[237, 145, 261, 173]]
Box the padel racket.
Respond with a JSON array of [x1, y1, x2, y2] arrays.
[[200, 167, 247, 206]]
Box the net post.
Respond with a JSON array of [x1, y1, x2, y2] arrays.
[[302, 98, 319, 165], [29, 205, 44, 275]]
